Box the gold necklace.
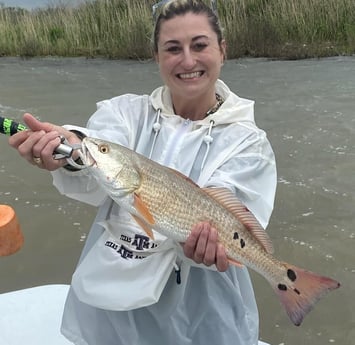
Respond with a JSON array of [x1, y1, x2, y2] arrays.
[[205, 93, 224, 117]]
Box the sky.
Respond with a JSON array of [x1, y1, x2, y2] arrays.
[[1, 0, 84, 9]]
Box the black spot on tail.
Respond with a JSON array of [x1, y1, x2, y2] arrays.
[[233, 232, 239, 240], [294, 288, 301, 295], [240, 238, 245, 248], [278, 284, 287, 291], [287, 269, 297, 282]]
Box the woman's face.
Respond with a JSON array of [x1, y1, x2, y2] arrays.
[[155, 12, 225, 102]]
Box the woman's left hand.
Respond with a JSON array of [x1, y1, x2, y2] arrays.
[[183, 222, 229, 272], [8, 113, 81, 171]]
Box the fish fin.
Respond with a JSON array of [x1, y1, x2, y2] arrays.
[[132, 215, 155, 241], [133, 193, 155, 225], [202, 187, 274, 254], [273, 263, 340, 326], [132, 194, 155, 240], [228, 258, 244, 268]]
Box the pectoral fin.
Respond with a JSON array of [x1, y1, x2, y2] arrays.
[[134, 194, 155, 224], [132, 194, 155, 240], [132, 215, 155, 240]]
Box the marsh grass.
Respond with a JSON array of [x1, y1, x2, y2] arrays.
[[0, 0, 354, 59], [220, 0, 355, 59]]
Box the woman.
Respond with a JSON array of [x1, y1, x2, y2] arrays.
[[9, 1, 276, 344]]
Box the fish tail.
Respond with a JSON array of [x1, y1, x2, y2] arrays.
[[272, 263, 340, 326]]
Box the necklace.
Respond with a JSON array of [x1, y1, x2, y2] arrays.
[[205, 93, 224, 117]]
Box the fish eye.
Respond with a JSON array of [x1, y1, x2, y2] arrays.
[[98, 144, 110, 154]]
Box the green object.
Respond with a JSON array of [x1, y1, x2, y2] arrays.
[[0, 116, 27, 136]]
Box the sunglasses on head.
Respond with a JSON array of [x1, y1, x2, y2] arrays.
[[152, 0, 218, 22]]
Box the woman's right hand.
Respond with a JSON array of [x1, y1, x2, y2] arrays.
[[8, 113, 82, 171], [183, 221, 229, 272]]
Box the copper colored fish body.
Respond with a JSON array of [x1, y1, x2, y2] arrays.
[[81, 137, 340, 326]]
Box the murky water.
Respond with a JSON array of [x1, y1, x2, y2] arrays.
[[0, 56, 354, 345]]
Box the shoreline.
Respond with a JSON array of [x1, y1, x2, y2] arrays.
[[1, 0, 354, 60], [0, 54, 354, 63]]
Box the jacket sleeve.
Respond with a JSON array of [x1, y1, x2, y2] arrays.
[[51, 95, 142, 206]]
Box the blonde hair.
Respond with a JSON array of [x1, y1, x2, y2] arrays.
[[152, 0, 224, 53]]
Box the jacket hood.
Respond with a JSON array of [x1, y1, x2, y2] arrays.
[[150, 79, 255, 126]]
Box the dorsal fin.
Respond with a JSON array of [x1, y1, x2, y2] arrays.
[[202, 187, 274, 254]]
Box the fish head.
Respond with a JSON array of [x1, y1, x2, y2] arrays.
[[81, 137, 141, 198]]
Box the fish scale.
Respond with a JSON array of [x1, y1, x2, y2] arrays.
[[81, 137, 340, 326], [138, 161, 248, 248], [138, 162, 204, 241]]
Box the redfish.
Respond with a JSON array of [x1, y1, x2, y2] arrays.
[[80, 137, 340, 326]]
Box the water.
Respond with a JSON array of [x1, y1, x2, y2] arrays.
[[0, 56, 354, 344], [2, 0, 84, 10]]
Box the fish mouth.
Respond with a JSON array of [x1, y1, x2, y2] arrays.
[[79, 141, 96, 168]]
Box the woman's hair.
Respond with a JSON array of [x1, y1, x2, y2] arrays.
[[152, 0, 224, 53]]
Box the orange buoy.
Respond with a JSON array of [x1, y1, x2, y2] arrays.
[[0, 204, 24, 256]]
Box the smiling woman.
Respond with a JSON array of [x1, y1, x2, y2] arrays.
[[7, 1, 277, 344], [154, 11, 226, 119], [152, 0, 226, 120]]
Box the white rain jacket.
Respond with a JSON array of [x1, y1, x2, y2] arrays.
[[52, 80, 277, 345]]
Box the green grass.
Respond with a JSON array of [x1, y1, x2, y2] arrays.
[[0, 0, 354, 59], [221, 0, 355, 59]]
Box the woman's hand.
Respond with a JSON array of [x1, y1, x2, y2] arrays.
[[8, 113, 81, 171], [183, 222, 229, 272]]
